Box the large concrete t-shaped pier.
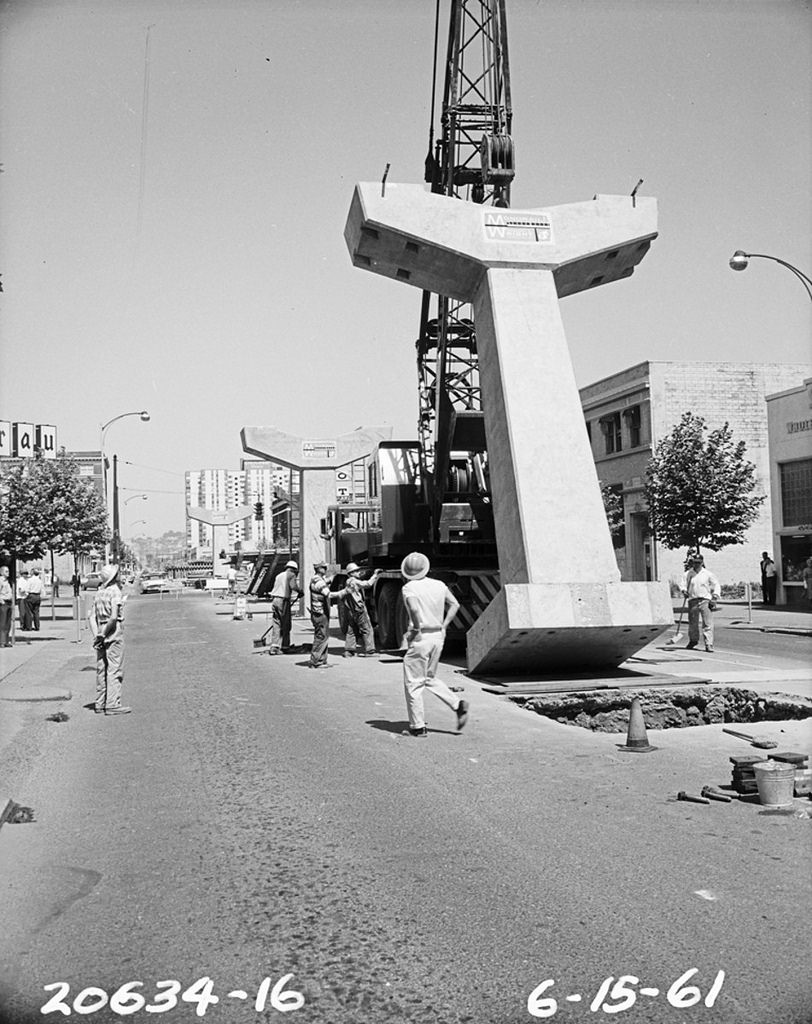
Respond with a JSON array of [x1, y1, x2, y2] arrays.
[[345, 183, 673, 675]]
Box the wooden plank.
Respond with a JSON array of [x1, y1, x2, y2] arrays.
[[479, 675, 711, 695]]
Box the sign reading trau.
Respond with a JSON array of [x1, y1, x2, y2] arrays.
[[0, 421, 58, 459]]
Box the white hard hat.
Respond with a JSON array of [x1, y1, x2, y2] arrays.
[[285, 560, 298, 571], [400, 552, 430, 580]]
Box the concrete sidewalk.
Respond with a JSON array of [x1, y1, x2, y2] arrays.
[[0, 598, 88, 702], [702, 598, 812, 636]]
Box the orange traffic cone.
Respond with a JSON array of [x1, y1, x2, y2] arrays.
[[618, 697, 657, 753]]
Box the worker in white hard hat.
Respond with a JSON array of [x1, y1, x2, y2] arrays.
[[399, 551, 468, 738], [268, 560, 302, 655], [87, 564, 130, 715], [339, 562, 381, 657]]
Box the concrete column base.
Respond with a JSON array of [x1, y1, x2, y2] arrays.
[[467, 581, 673, 675]]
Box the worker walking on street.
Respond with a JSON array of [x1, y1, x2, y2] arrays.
[[88, 564, 130, 715], [269, 560, 302, 655], [681, 553, 721, 653], [340, 562, 380, 657], [399, 551, 469, 737], [308, 561, 346, 668]]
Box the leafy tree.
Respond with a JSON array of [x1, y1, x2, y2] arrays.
[[600, 481, 625, 538], [0, 459, 52, 567], [39, 453, 109, 583], [644, 412, 765, 554], [0, 452, 108, 587]]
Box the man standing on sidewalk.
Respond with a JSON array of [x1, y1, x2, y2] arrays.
[[269, 560, 302, 655], [681, 553, 721, 653], [760, 552, 777, 606], [0, 567, 13, 647], [25, 567, 44, 631], [399, 552, 469, 738], [88, 564, 130, 715], [16, 569, 31, 631]]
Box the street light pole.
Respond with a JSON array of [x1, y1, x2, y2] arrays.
[[121, 494, 148, 558], [729, 251, 812, 301], [99, 410, 150, 560]]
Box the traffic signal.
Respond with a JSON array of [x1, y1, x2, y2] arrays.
[[254, 501, 264, 521]]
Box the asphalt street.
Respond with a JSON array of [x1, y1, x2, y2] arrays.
[[0, 591, 810, 1024]]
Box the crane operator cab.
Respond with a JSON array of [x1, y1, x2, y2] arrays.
[[320, 442, 426, 568]]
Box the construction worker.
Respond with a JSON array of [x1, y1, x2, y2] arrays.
[[88, 564, 130, 715], [269, 560, 302, 655], [681, 553, 721, 653], [340, 562, 380, 657], [400, 551, 468, 737], [308, 561, 346, 668]]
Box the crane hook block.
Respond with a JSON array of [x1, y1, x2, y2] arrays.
[[480, 134, 515, 185]]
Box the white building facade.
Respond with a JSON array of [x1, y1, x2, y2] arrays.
[[185, 461, 290, 557], [579, 360, 812, 594]]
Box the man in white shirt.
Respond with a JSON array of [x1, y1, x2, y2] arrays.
[[680, 553, 721, 653], [16, 570, 31, 631], [25, 567, 44, 631], [400, 551, 469, 737]]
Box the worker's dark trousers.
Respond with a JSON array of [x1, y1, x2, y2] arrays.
[[0, 601, 12, 646], [26, 594, 41, 630], [309, 611, 329, 666], [270, 598, 292, 652], [344, 609, 375, 655]]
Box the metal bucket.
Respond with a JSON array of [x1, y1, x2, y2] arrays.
[[754, 761, 796, 808]]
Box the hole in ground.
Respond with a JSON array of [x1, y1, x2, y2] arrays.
[[511, 686, 812, 734]]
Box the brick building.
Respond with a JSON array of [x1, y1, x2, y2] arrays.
[[579, 361, 812, 594]]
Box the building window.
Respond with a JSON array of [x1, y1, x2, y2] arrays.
[[600, 413, 622, 455], [780, 458, 812, 526], [623, 405, 642, 448]]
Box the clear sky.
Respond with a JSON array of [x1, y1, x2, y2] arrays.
[[1, 0, 810, 537]]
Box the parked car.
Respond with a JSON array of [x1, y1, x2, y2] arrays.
[[82, 572, 104, 591]]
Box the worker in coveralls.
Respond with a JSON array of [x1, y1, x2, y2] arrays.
[[269, 560, 302, 655], [88, 564, 130, 715], [400, 552, 468, 737], [340, 562, 381, 657], [308, 561, 346, 669]]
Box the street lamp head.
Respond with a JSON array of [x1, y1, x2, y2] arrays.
[[140, 411, 151, 422], [729, 250, 750, 272]]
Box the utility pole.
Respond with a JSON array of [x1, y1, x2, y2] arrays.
[[112, 454, 120, 563]]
